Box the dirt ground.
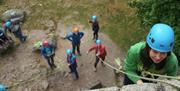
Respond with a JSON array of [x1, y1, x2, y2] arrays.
[[1, 0, 179, 91], [0, 0, 126, 90], [0, 20, 124, 91]]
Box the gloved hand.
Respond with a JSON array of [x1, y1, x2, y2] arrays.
[[96, 52, 100, 57], [68, 63, 71, 66], [86, 51, 89, 55], [88, 20, 92, 23]]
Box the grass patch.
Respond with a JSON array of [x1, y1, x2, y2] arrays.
[[0, 0, 148, 52]]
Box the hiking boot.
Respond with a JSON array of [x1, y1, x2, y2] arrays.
[[101, 63, 105, 67], [73, 77, 79, 81], [92, 37, 95, 40], [93, 67, 97, 72], [69, 71, 73, 74], [53, 64, 57, 68], [23, 36, 27, 42], [50, 67, 54, 70], [78, 53, 81, 56]]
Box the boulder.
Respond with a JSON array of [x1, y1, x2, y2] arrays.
[[1, 9, 26, 24], [86, 80, 103, 90], [87, 87, 119, 91], [86, 80, 180, 91]]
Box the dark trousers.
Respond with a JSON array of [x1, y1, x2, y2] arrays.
[[69, 63, 79, 79], [123, 75, 135, 85], [72, 43, 80, 54], [0, 35, 9, 42], [0, 35, 12, 46], [0, 40, 4, 46], [93, 31, 98, 40], [0, 37, 7, 46], [45, 55, 56, 69], [123, 73, 157, 85], [94, 56, 105, 68], [13, 29, 26, 43]]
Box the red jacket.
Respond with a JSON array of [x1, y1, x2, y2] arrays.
[[88, 44, 107, 57]]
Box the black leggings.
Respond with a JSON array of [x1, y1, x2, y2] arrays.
[[123, 73, 157, 85], [72, 43, 80, 54], [45, 55, 56, 69], [69, 62, 79, 79], [94, 56, 105, 68], [93, 31, 98, 40]]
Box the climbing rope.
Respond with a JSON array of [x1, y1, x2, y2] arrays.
[[113, 57, 180, 80], [5, 56, 180, 90], [98, 57, 180, 89]]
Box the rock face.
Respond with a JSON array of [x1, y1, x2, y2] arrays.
[[86, 80, 180, 91], [87, 87, 120, 91], [1, 9, 26, 24], [120, 82, 179, 91]]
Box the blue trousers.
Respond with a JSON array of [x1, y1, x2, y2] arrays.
[[69, 62, 79, 79]]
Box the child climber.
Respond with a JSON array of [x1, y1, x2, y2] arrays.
[[3, 20, 27, 43], [87, 39, 107, 72], [64, 26, 84, 56], [123, 23, 178, 85], [41, 40, 56, 70], [89, 15, 100, 40], [66, 49, 79, 80]]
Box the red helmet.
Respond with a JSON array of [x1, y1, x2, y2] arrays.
[[43, 40, 49, 46]]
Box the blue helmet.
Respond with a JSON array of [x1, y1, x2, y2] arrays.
[[0, 84, 6, 91], [92, 15, 97, 21], [5, 21, 11, 28], [146, 23, 174, 52], [66, 49, 72, 55], [96, 39, 101, 45]]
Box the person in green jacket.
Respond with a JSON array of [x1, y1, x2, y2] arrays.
[[123, 23, 178, 85]]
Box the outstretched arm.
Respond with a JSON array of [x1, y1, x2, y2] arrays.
[[80, 32, 84, 39], [87, 45, 96, 54], [64, 33, 73, 41]]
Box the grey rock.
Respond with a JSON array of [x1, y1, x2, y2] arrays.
[[40, 80, 49, 90], [86, 80, 180, 91], [42, 20, 55, 31], [120, 83, 158, 91], [87, 80, 103, 90], [1, 9, 26, 24], [84, 87, 119, 91]]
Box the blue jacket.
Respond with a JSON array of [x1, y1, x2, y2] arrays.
[[41, 45, 55, 57], [65, 32, 84, 45], [67, 54, 77, 65]]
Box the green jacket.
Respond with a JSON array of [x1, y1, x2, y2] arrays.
[[123, 42, 178, 83]]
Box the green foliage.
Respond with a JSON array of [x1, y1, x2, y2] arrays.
[[0, 0, 4, 4], [103, 12, 146, 51], [128, 0, 180, 60], [0, 0, 148, 52]]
